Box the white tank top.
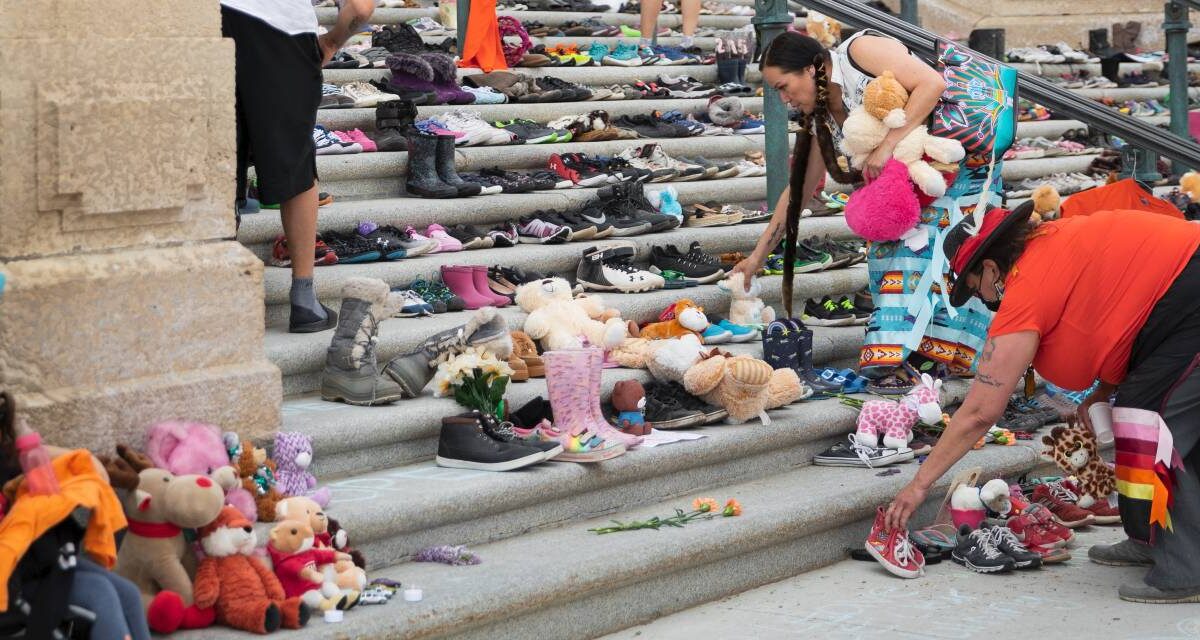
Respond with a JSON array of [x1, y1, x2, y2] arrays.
[[829, 29, 893, 112]]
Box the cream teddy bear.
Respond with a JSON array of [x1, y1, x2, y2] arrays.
[[724, 272, 775, 327], [683, 351, 803, 425], [840, 70, 965, 199], [514, 277, 628, 351], [646, 334, 707, 383]]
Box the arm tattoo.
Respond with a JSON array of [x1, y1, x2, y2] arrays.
[[978, 339, 996, 364], [766, 220, 786, 248], [975, 372, 1006, 388]]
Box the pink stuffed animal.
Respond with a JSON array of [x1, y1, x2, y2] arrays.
[[855, 374, 943, 449], [844, 158, 921, 245], [146, 421, 259, 521]]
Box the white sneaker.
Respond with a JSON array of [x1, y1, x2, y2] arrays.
[[642, 144, 706, 181], [340, 81, 400, 108], [408, 17, 447, 36], [438, 110, 513, 146], [736, 160, 765, 177], [313, 126, 355, 155]]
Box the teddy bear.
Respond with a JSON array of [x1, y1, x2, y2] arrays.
[[193, 506, 310, 633], [646, 334, 707, 383], [840, 70, 965, 200], [110, 444, 226, 634], [145, 420, 258, 522], [275, 496, 367, 593], [805, 10, 841, 47], [1028, 183, 1062, 226], [610, 380, 649, 436], [327, 517, 366, 569], [272, 432, 332, 508], [724, 272, 775, 326], [236, 439, 284, 522], [267, 519, 356, 612], [683, 351, 803, 424], [637, 299, 710, 340], [514, 277, 628, 351], [1181, 170, 1200, 203]]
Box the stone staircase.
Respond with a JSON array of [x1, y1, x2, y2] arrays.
[[214, 7, 1188, 639]]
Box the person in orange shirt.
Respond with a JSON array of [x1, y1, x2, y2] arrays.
[[883, 203, 1200, 604]]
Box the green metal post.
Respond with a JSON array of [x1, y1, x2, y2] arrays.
[[900, 0, 919, 26], [753, 0, 793, 209], [1165, 1, 1192, 173], [457, 0, 470, 53]]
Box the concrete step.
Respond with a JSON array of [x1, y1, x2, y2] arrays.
[[241, 176, 771, 250], [311, 133, 767, 199], [323, 63, 764, 87], [184, 435, 1040, 640], [293, 326, 866, 479], [316, 97, 763, 134], [266, 256, 867, 395], [1008, 61, 1200, 77], [1067, 86, 1200, 101], [307, 366, 963, 571], [324, 7, 776, 29]]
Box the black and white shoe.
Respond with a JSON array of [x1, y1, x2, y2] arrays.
[[648, 242, 725, 283], [813, 435, 910, 468], [436, 412, 547, 471], [802, 297, 858, 326], [650, 381, 727, 423], [985, 526, 1043, 570], [951, 526, 1017, 573], [576, 246, 665, 293], [476, 411, 563, 461]]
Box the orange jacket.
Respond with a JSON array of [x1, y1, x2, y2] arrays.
[[0, 450, 127, 611]]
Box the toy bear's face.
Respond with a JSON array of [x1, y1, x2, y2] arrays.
[[610, 380, 645, 412], [515, 277, 573, 311], [275, 496, 329, 534], [863, 72, 909, 121], [270, 520, 316, 554], [677, 305, 708, 332]]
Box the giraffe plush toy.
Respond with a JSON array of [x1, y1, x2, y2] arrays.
[[1040, 422, 1116, 508], [855, 374, 943, 449]]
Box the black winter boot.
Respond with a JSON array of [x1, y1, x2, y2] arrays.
[[405, 133, 458, 198], [435, 135, 483, 197], [374, 100, 417, 152]]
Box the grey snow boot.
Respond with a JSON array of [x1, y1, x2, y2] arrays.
[[321, 278, 405, 406], [384, 307, 510, 398]]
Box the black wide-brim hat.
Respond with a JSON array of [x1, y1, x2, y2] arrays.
[[943, 200, 1036, 307]]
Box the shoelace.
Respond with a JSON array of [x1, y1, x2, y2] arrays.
[[822, 300, 838, 312], [844, 434, 878, 468], [1046, 481, 1080, 503], [357, 312, 384, 405], [684, 245, 718, 266], [891, 532, 918, 567], [967, 529, 1006, 560], [987, 526, 1030, 553], [839, 298, 855, 311], [605, 255, 643, 274]]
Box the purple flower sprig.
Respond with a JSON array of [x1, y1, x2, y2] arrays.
[[413, 544, 482, 566]]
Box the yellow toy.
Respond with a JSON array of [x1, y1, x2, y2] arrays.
[[683, 351, 803, 425], [1181, 171, 1200, 203], [1029, 184, 1062, 226], [805, 11, 842, 47]]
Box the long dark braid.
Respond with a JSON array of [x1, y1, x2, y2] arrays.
[[779, 52, 861, 317]]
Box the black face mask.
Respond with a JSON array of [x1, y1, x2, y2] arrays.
[[976, 273, 1005, 312]]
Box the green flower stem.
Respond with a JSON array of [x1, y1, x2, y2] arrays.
[[588, 508, 717, 534]]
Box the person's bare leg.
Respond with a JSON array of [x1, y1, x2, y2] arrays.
[[639, 0, 661, 44], [281, 182, 332, 331], [679, 0, 700, 45]]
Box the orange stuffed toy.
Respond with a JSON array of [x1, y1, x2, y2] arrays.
[[636, 299, 710, 340], [193, 506, 310, 634]]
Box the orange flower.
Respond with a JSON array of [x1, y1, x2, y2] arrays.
[[693, 497, 718, 513], [722, 499, 743, 517]]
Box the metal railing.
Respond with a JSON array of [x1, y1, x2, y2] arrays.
[[770, 0, 1198, 180]]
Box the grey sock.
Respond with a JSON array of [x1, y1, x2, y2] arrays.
[[639, 37, 651, 46], [290, 277, 327, 321], [681, 35, 694, 48]]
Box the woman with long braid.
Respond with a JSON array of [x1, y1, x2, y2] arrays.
[[730, 31, 1002, 390]]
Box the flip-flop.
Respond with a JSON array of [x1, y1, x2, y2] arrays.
[[840, 369, 868, 393], [911, 526, 957, 550], [867, 372, 914, 395]]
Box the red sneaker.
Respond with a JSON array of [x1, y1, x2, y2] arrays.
[[1023, 504, 1075, 544], [1058, 479, 1122, 524], [1006, 512, 1065, 549], [1032, 483, 1095, 528], [271, 235, 338, 268], [865, 506, 925, 579]]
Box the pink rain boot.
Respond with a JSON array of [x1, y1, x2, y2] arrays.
[[544, 350, 627, 457], [441, 265, 493, 309], [582, 348, 643, 448], [471, 266, 511, 307]]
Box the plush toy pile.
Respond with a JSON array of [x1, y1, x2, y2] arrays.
[[99, 422, 384, 635]]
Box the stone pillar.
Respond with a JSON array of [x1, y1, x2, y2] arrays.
[[0, 2, 281, 450]]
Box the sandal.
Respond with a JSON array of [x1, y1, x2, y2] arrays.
[[866, 371, 914, 395], [656, 269, 689, 289]]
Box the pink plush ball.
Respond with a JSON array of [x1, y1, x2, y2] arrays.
[[844, 158, 922, 242]]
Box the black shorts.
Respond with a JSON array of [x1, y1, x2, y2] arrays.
[[221, 5, 321, 206]]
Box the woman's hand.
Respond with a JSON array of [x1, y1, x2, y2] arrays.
[[885, 481, 928, 531], [730, 255, 764, 292], [863, 140, 896, 182], [318, 32, 339, 64]]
